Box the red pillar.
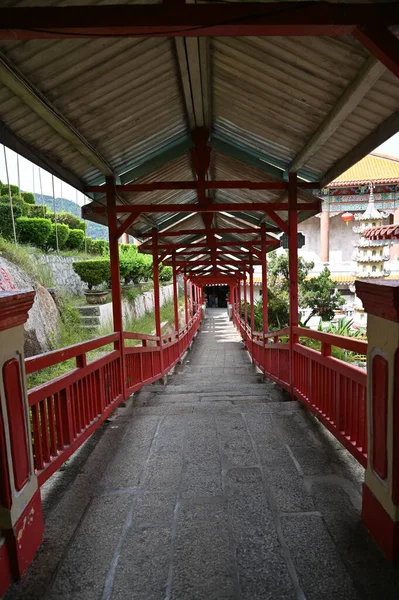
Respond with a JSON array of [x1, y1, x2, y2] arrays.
[[288, 172, 299, 398], [249, 260, 255, 332], [243, 273, 248, 326], [261, 223, 268, 334], [172, 251, 179, 333], [106, 176, 123, 336], [152, 228, 164, 374], [0, 291, 44, 595], [189, 280, 193, 318], [184, 275, 189, 325]]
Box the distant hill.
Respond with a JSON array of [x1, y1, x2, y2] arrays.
[[34, 193, 108, 240]]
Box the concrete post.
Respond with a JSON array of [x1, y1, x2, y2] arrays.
[[0, 291, 44, 595], [356, 279, 399, 563]]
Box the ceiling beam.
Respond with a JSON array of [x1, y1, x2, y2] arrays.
[[0, 52, 114, 177], [320, 110, 399, 188], [175, 38, 211, 129], [86, 180, 317, 193], [211, 138, 284, 180], [1, 4, 399, 40], [87, 201, 321, 214], [120, 137, 193, 184], [354, 27, 399, 80], [285, 56, 386, 176]]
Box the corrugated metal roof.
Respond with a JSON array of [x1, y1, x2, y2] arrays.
[[0, 14, 398, 272]]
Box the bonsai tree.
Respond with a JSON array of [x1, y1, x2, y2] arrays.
[[73, 259, 110, 290]]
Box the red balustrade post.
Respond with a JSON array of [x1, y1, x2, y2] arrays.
[[172, 251, 179, 335], [152, 228, 164, 375], [0, 291, 44, 595], [288, 172, 299, 398], [183, 275, 189, 325], [356, 280, 399, 564]]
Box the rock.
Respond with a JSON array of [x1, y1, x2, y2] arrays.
[[0, 256, 60, 357]]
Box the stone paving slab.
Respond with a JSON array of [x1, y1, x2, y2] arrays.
[[6, 308, 399, 600]]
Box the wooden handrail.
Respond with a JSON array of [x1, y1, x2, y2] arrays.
[[25, 333, 120, 374], [293, 326, 367, 354]]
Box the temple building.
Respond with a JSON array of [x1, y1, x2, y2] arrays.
[[297, 151, 399, 310]]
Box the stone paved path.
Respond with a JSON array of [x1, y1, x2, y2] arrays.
[[7, 309, 399, 600]]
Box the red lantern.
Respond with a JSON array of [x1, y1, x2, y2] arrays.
[[341, 212, 354, 226]]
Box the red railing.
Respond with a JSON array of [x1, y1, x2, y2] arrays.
[[232, 309, 368, 466], [26, 308, 202, 485]]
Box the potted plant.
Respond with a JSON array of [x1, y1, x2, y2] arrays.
[[72, 259, 110, 304]]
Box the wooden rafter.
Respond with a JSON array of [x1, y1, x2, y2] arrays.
[[0, 52, 114, 177], [285, 56, 386, 176]]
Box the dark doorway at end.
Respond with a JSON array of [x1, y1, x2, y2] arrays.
[[204, 285, 229, 308]]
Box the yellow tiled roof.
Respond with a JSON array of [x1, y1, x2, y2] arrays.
[[328, 153, 399, 186]]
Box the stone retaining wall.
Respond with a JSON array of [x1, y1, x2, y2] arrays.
[[37, 254, 85, 295], [98, 284, 173, 327]]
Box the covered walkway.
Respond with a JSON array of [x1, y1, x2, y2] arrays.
[[6, 309, 399, 600]]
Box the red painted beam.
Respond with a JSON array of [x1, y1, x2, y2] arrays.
[[163, 260, 262, 266], [86, 180, 319, 193], [354, 27, 399, 80], [147, 240, 263, 250], [90, 202, 320, 214], [1, 4, 398, 40]]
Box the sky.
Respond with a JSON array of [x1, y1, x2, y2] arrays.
[[1, 132, 399, 206]]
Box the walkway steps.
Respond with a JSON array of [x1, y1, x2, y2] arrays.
[[7, 308, 399, 600]]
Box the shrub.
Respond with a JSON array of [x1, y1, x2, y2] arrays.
[[84, 236, 94, 253], [45, 223, 70, 250], [21, 192, 35, 205], [159, 264, 172, 283], [73, 259, 110, 290], [0, 184, 19, 197], [27, 204, 47, 218], [65, 228, 85, 250], [16, 217, 52, 247], [0, 195, 29, 216], [0, 202, 23, 239], [49, 211, 85, 231], [93, 239, 109, 255]]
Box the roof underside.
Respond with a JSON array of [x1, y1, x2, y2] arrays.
[[0, 1, 398, 272]]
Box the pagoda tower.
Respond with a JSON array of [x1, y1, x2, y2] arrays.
[[353, 184, 390, 279]]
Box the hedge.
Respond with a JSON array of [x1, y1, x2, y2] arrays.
[[73, 259, 110, 290], [0, 196, 29, 216], [16, 217, 52, 247], [27, 204, 47, 218], [45, 223, 70, 250], [0, 202, 23, 239], [21, 192, 35, 205], [49, 211, 86, 231], [0, 184, 19, 197], [65, 228, 85, 250]]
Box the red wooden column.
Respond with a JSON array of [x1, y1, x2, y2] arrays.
[[106, 177, 123, 336], [183, 275, 189, 325], [172, 251, 179, 334], [243, 274, 248, 334], [0, 291, 44, 596], [189, 280, 193, 318], [356, 280, 399, 564], [288, 172, 299, 398], [261, 224, 268, 334], [249, 258, 255, 358], [152, 228, 164, 374], [106, 176, 126, 395]]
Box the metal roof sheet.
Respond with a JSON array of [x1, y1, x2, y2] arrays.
[[0, 11, 398, 265]]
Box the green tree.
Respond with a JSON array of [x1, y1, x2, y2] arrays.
[[301, 267, 344, 325]]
